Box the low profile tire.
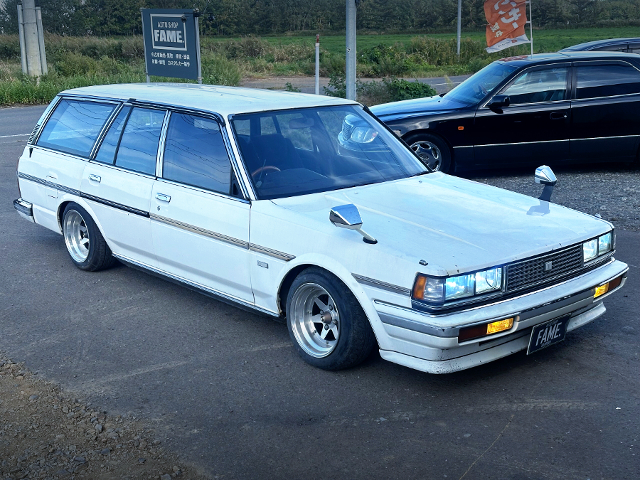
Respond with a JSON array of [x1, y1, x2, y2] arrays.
[[62, 203, 115, 272], [286, 268, 376, 370], [406, 133, 452, 173]]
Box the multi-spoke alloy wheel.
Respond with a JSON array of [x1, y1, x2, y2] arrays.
[[63, 209, 90, 263], [411, 140, 442, 171], [289, 283, 340, 358], [406, 133, 452, 173], [286, 268, 377, 370]]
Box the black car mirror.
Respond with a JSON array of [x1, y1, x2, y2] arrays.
[[488, 95, 511, 112]]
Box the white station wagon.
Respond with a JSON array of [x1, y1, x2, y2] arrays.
[[14, 84, 628, 374]]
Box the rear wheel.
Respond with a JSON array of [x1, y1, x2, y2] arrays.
[[286, 268, 376, 370], [406, 133, 452, 173], [62, 203, 115, 271]]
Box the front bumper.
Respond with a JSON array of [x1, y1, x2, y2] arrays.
[[376, 258, 628, 374], [13, 198, 34, 223]]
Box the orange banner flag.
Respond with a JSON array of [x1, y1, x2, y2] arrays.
[[484, 0, 530, 52]]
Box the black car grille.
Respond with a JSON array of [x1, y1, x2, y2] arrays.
[[505, 245, 584, 293]]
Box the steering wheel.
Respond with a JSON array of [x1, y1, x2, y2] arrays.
[[252, 165, 281, 179]]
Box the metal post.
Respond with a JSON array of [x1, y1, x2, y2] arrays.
[[21, 0, 42, 77], [345, 0, 356, 100], [456, 0, 461, 58], [528, 0, 533, 56], [17, 4, 27, 75], [141, 9, 150, 83], [315, 34, 320, 95], [35, 7, 47, 75], [195, 14, 202, 84]]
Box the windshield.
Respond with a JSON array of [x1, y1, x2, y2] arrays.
[[446, 61, 519, 105], [231, 105, 427, 200]]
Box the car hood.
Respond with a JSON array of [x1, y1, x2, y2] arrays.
[[270, 173, 610, 277], [370, 95, 469, 119]]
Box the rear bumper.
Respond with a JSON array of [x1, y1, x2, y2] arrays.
[[13, 198, 35, 223], [376, 259, 628, 374]]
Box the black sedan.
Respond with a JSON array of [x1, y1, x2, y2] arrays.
[[560, 37, 640, 54], [370, 52, 640, 173]]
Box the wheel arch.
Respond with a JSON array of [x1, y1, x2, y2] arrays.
[[403, 129, 454, 155], [56, 196, 110, 247]]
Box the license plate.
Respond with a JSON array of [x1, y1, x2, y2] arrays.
[[527, 315, 570, 355]]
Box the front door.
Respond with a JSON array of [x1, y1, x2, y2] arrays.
[[473, 65, 571, 168]]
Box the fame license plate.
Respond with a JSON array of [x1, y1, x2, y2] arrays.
[[527, 315, 570, 355]]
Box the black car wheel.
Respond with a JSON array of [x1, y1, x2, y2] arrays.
[[406, 133, 452, 173]]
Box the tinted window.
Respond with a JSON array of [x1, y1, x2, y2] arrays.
[[94, 106, 131, 164], [37, 99, 116, 157], [163, 113, 231, 194], [445, 61, 519, 105], [576, 64, 640, 99], [501, 67, 568, 104], [115, 108, 164, 175]]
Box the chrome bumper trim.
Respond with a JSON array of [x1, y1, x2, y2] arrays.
[[353, 274, 411, 296], [13, 198, 33, 217]]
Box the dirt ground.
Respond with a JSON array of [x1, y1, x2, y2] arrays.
[[0, 356, 203, 480]]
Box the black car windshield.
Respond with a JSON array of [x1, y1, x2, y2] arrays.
[[232, 105, 427, 200], [445, 61, 519, 105]]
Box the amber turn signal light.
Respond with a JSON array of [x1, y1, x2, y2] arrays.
[[594, 275, 623, 298], [459, 317, 514, 342]]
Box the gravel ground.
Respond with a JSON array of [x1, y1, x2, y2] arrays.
[[0, 161, 637, 480], [0, 356, 204, 480], [467, 163, 640, 232]]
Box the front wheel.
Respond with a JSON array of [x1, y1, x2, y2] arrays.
[[62, 203, 115, 271], [286, 268, 376, 370], [406, 133, 452, 173]]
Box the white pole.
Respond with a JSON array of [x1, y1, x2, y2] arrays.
[[315, 34, 320, 95], [35, 7, 47, 75], [21, 0, 42, 77], [141, 9, 150, 83], [456, 0, 461, 58], [17, 4, 27, 75], [345, 0, 356, 101], [195, 14, 202, 84], [529, 1, 533, 56]]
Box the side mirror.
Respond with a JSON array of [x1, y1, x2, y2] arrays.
[[488, 95, 510, 112], [330, 204, 377, 244], [534, 165, 557, 202]]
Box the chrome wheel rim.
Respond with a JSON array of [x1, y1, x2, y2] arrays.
[[289, 283, 340, 358], [410, 140, 442, 171], [63, 210, 90, 263]]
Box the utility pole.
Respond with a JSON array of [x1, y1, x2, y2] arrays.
[[345, 0, 356, 100], [456, 0, 461, 58], [20, 0, 43, 77]]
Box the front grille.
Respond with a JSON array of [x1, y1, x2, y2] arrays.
[[505, 245, 584, 292]]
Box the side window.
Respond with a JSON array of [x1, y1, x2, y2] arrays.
[[37, 99, 116, 157], [94, 106, 131, 164], [115, 107, 165, 175], [575, 64, 640, 99], [162, 113, 231, 195], [501, 67, 568, 104]]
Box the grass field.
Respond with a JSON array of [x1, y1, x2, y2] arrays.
[[1, 26, 639, 105]]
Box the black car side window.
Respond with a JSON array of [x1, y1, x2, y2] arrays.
[[575, 64, 640, 99], [501, 67, 568, 104], [162, 112, 231, 195], [114, 107, 165, 176]]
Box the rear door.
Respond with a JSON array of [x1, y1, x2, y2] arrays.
[[150, 111, 253, 303], [81, 105, 166, 267], [570, 60, 640, 163], [473, 64, 571, 167]]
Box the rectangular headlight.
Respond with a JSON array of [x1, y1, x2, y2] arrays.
[[413, 267, 503, 304], [583, 230, 614, 262], [583, 238, 598, 262], [598, 232, 612, 254]]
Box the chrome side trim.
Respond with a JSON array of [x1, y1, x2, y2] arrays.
[[569, 134, 640, 142], [249, 244, 296, 262], [150, 213, 249, 248], [17, 172, 82, 196], [83, 193, 149, 218], [475, 138, 570, 148], [113, 253, 280, 317], [353, 274, 411, 296]]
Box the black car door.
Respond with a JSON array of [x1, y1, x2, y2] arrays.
[[472, 64, 571, 168], [570, 60, 640, 164]]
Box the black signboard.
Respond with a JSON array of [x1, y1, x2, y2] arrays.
[[141, 9, 201, 81]]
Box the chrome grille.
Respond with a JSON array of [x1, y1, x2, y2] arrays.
[[505, 245, 584, 292]]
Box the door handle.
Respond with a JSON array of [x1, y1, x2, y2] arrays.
[[155, 193, 171, 203], [88, 174, 101, 183], [550, 112, 567, 120]]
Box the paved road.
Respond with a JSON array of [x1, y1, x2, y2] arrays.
[[1, 105, 639, 479]]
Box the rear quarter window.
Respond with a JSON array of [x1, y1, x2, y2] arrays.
[[576, 64, 640, 99], [37, 99, 116, 157]]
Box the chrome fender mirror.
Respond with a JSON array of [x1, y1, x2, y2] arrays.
[[330, 204, 377, 244], [534, 165, 557, 202]]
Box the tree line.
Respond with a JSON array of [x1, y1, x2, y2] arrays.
[[1, 0, 639, 36]]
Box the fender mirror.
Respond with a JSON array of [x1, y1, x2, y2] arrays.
[[330, 204, 377, 244], [534, 165, 557, 202]]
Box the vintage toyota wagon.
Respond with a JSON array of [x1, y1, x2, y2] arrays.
[[14, 84, 628, 374]]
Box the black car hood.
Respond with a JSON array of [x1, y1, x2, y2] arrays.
[[370, 94, 469, 119]]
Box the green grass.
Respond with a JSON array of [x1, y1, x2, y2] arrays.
[[1, 26, 639, 105]]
